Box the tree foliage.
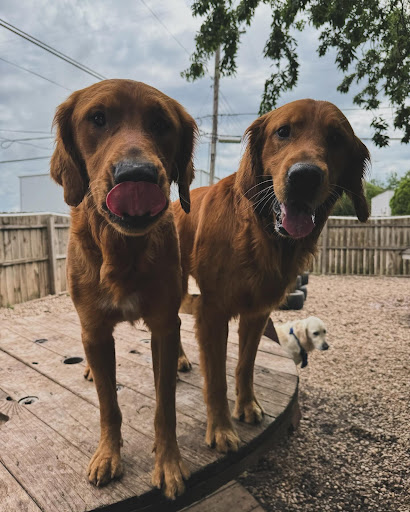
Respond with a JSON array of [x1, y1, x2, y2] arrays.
[[390, 171, 410, 214], [331, 181, 384, 216], [183, 0, 410, 147]]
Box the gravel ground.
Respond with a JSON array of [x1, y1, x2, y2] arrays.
[[1, 276, 409, 511], [239, 275, 410, 512]]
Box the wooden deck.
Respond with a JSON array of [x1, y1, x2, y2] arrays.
[[0, 306, 299, 512]]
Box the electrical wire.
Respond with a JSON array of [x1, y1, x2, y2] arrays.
[[0, 156, 51, 164], [0, 18, 107, 81], [0, 56, 72, 91], [0, 128, 50, 134]]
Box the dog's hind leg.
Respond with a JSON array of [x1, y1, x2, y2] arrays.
[[177, 255, 193, 371], [82, 321, 123, 486], [195, 297, 240, 453], [233, 311, 270, 424], [177, 340, 192, 372]]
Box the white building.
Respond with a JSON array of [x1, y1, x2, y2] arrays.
[[19, 173, 68, 213], [371, 190, 394, 217]]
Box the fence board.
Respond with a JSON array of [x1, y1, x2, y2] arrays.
[[0, 213, 70, 306], [0, 214, 409, 306], [311, 216, 410, 276]]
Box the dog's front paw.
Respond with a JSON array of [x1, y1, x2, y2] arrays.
[[233, 398, 264, 424], [88, 442, 123, 486], [152, 451, 190, 500], [84, 364, 94, 381], [205, 422, 240, 453], [177, 354, 192, 372]]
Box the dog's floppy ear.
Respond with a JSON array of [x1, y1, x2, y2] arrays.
[[239, 115, 266, 196], [292, 320, 308, 346], [50, 93, 88, 207], [172, 107, 197, 214], [341, 137, 370, 222]]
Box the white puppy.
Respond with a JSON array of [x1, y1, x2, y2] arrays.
[[274, 316, 329, 367]]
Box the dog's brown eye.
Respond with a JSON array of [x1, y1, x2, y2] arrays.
[[152, 117, 170, 135], [313, 331, 319, 336], [328, 130, 342, 145], [277, 125, 291, 138], [93, 112, 106, 127]]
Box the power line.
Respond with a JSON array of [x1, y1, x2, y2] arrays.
[[137, 1, 239, 118], [0, 128, 50, 134], [0, 156, 51, 164], [0, 56, 72, 91], [196, 113, 256, 120], [0, 136, 53, 142], [139, 0, 190, 56], [196, 106, 395, 120], [0, 18, 107, 81], [199, 130, 404, 141], [0, 136, 53, 150]]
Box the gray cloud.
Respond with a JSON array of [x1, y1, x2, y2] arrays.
[[0, 0, 408, 211]]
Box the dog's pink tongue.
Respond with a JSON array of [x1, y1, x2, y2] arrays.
[[281, 203, 315, 239], [106, 181, 166, 217]]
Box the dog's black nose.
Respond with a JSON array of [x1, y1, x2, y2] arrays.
[[114, 161, 158, 184], [287, 163, 324, 201], [321, 342, 329, 351]]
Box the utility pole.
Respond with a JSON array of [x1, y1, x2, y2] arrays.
[[209, 46, 220, 185]]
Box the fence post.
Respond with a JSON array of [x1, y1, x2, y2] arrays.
[[47, 215, 58, 294], [321, 220, 328, 274]]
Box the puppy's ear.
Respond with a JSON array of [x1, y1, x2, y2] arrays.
[[50, 94, 88, 207], [172, 107, 198, 214], [341, 137, 370, 223], [239, 115, 266, 196], [292, 320, 308, 346]]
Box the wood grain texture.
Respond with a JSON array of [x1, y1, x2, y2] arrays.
[[0, 214, 70, 306], [181, 481, 262, 512], [0, 309, 298, 511], [0, 462, 41, 512]]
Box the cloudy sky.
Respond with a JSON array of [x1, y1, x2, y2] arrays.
[[0, 0, 408, 212]]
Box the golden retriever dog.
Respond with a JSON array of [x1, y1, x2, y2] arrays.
[[174, 99, 369, 453], [274, 316, 329, 367], [51, 79, 197, 498]]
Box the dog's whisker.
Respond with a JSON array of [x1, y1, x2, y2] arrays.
[[235, 179, 273, 206], [237, 184, 276, 213]]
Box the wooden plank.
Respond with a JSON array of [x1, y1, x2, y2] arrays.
[[0, 225, 46, 230], [0, 349, 163, 492], [26, 312, 297, 395], [2, 316, 294, 434], [0, 462, 42, 512], [0, 312, 299, 512], [1, 319, 263, 465], [0, 393, 136, 511], [321, 220, 328, 274], [47, 216, 58, 295], [0, 257, 49, 267], [183, 481, 261, 512]]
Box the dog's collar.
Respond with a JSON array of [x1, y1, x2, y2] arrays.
[[289, 327, 308, 368]]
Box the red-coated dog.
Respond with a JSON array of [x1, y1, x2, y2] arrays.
[[51, 79, 197, 498], [175, 99, 369, 452]]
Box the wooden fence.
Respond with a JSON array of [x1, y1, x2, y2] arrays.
[[0, 213, 70, 307], [0, 213, 409, 307], [312, 216, 410, 276]]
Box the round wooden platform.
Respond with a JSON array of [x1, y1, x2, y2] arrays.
[[0, 308, 299, 512]]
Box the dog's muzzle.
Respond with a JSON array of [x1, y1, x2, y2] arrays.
[[105, 160, 168, 231], [273, 163, 325, 239]]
